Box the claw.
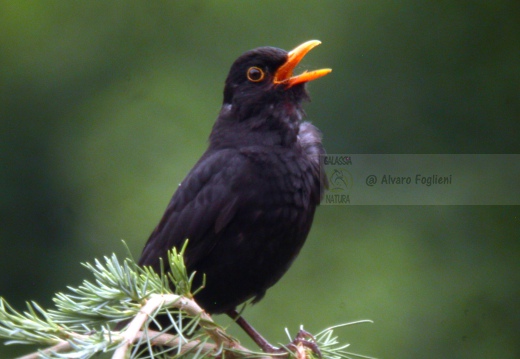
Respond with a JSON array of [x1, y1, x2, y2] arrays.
[[290, 329, 322, 359], [227, 310, 321, 359], [279, 329, 322, 359]]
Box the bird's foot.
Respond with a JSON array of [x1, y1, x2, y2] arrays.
[[284, 328, 322, 359], [227, 310, 321, 359], [261, 329, 321, 359]]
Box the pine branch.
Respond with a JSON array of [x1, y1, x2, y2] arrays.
[[0, 241, 373, 359]]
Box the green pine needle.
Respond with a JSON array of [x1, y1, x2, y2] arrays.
[[0, 240, 373, 359]]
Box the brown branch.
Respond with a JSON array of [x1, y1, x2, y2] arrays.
[[112, 294, 176, 358], [15, 329, 269, 359], [132, 330, 265, 359], [16, 341, 70, 359], [15, 294, 271, 359], [112, 293, 241, 358]]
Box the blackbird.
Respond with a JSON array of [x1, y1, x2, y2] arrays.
[[139, 40, 331, 352]]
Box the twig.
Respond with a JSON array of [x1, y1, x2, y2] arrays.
[[12, 293, 264, 359], [16, 341, 70, 359], [112, 294, 181, 359], [132, 330, 262, 359], [16, 328, 268, 359], [176, 294, 234, 349], [112, 293, 242, 359], [15, 332, 93, 359]]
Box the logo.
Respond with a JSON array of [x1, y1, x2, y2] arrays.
[[328, 168, 353, 192], [320, 154, 354, 205]]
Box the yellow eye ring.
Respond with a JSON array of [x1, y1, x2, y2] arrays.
[[247, 67, 265, 82]]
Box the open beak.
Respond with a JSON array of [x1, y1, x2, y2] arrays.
[[274, 40, 332, 88]]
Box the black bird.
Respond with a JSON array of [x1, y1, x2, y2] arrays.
[[139, 40, 331, 352]]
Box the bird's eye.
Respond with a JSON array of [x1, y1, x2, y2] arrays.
[[247, 67, 265, 82]]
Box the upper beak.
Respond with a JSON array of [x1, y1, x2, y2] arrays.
[[274, 40, 332, 88]]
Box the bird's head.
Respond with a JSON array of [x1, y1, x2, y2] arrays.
[[222, 40, 331, 122]]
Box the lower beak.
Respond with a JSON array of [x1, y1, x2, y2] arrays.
[[274, 40, 332, 88]]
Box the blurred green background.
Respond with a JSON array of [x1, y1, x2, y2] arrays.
[[1, 1, 519, 358]]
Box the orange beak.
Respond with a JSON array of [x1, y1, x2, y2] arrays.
[[274, 40, 332, 88]]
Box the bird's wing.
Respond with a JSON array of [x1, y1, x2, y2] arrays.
[[138, 149, 249, 271]]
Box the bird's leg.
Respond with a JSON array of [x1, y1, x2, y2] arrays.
[[227, 309, 279, 353], [226, 310, 321, 358]]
